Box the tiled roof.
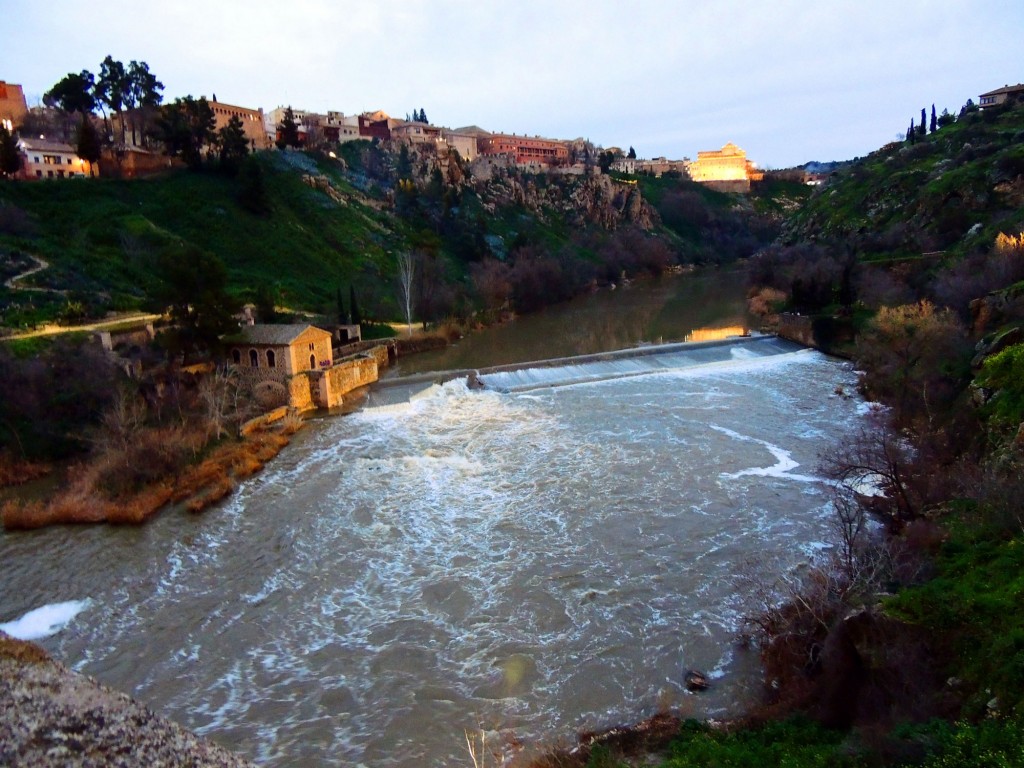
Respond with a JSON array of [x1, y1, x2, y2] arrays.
[[979, 83, 1024, 97], [18, 138, 76, 153], [229, 324, 329, 346]]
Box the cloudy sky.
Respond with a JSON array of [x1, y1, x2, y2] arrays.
[[3, 0, 1021, 168]]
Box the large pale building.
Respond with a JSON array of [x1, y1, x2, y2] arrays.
[[688, 142, 763, 191], [0, 81, 28, 132]]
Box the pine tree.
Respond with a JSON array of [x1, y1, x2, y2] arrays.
[[930, 104, 937, 133], [277, 106, 300, 149], [75, 114, 102, 175]]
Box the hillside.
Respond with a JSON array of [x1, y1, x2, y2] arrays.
[[0, 142, 799, 332], [783, 100, 1024, 259]]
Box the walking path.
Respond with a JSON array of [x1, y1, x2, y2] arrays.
[[2, 253, 161, 340]]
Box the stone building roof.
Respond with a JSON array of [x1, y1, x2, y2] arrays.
[[17, 138, 77, 153], [979, 83, 1024, 98], [229, 324, 330, 346]]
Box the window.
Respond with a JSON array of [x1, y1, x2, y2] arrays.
[[249, 349, 259, 367], [309, 353, 316, 369], [232, 349, 241, 364], [308, 342, 315, 351], [266, 350, 276, 368], [36, 171, 42, 178], [67, 158, 73, 165]]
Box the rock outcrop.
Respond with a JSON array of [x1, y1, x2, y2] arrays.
[[0, 633, 254, 768]]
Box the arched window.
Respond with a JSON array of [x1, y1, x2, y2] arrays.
[[232, 349, 241, 364], [266, 349, 276, 368], [249, 349, 259, 368], [309, 353, 316, 370]]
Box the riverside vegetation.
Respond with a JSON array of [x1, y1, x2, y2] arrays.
[[0, 133, 802, 521], [2, 97, 1024, 767]]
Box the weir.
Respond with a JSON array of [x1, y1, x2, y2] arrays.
[[366, 334, 806, 405]]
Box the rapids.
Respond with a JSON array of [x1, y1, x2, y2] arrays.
[[0, 340, 864, 767]]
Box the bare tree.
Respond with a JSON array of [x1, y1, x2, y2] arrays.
[[396, 251, 416, 337], [819, 414, 921, 531], [198, 367, 246, 440]]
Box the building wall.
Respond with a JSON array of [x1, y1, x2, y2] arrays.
[[287, 373, 316, 412], [689, 143, 763, 186], [479, 134, 569, 165], [315, 356, 379, 409], [0, 81, 27, 132], [17, 141, 92, 179], [285, 328, 334, 374], [210, 100, 271, 150], [443, 132, 478, 161]]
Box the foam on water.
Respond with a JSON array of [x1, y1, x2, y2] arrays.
[[0, 599, 92, 640], [0, 344, 867, 768]]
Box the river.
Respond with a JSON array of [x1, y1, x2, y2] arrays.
[[0, 271, 866, 767]]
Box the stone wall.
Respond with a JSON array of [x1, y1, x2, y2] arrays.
[[776, 313, 815, 347], [288, 374, 316, 413], [315, 356, 378, 409]]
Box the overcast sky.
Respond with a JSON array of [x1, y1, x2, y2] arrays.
[[3, 0, 1021, 168]]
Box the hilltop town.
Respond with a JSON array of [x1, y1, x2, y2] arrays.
[[0, 74, 772, 191]]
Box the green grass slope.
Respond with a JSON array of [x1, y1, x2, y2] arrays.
[[783, 101, 1024, 260]]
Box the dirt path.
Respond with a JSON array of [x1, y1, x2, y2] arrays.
[[3, 254, 62, 294], [2, 312, 164, 341]]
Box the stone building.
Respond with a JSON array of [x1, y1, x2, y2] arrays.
[[441, 130, 479, 161], [391, 120, 443, 146], [479, 133, 569, 165], [688, 142, 763, 192], [209, 99, 271, 150], [0, 80, 27, 132], [227, 324, 334, 382]]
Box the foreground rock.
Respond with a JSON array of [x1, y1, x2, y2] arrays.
[[0, 632, 254, 768]]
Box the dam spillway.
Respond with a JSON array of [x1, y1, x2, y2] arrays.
[[0, 336, 863, 767]]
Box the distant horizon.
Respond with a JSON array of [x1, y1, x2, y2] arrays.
[[3, 1, 1020, 168]]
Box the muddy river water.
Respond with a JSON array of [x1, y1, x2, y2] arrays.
[[0, 272, 868, 766]]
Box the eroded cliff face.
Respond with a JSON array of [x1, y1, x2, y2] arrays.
[[476, 171, 657, 230], [0, 633, 253, 768]]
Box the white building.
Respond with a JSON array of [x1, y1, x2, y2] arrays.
[[17, 138, 93, 179]]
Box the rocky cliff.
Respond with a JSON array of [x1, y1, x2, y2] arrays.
[[0, 632, 253, 768]]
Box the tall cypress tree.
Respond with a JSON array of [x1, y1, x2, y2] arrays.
[[349, 285, 361, 325], [918, 108, 927, 137], [0, 125, 22, 177], [908, 119, 916, 144], [930, 104, 937, 133]]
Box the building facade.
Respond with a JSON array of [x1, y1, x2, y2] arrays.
[[228, 324, 334, 382], [688, 142, 763, 191], [979, 83, 1024, 108], [17, 138, 93, 179], [479, 133, 569, 165], [0, 81, 27, 132], [209, 99, 271, 150], [442, 131, 479, 161]]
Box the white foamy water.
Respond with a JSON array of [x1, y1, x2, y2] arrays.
[[0, 599, 92, 640], [0, 344, 864, 767]]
